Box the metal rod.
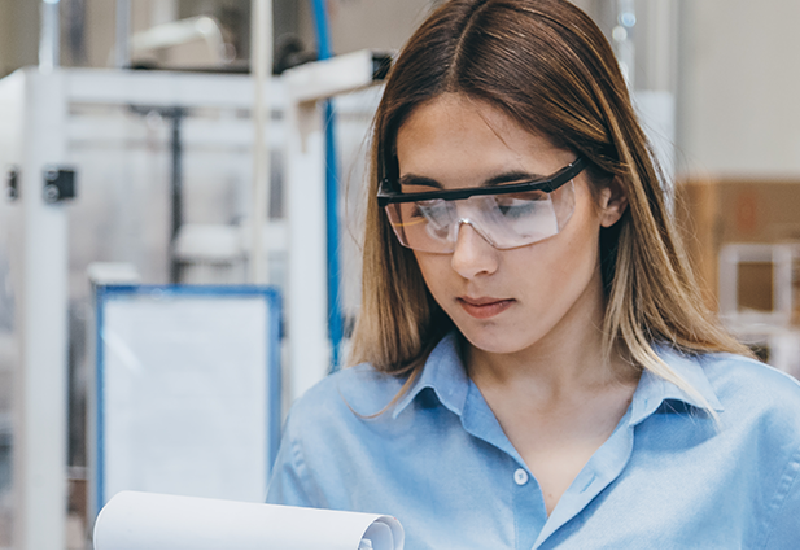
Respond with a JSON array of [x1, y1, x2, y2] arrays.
[[323, 99, 342, 372], [169, 108, 185, 284], [115, 0, 131, 69], [250, 0, 272, 285]]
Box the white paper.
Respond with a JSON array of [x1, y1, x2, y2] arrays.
[[93, 491, 405, 550]]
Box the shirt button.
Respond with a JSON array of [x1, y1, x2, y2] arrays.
[[514, 468, 529, 486]]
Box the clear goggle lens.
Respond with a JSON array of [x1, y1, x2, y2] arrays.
[[384, 180, 575, 253]]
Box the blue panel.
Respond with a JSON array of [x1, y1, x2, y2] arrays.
[[94, 284, 283, 517]]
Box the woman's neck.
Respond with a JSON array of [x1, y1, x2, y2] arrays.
[[466, 270, 637, 400]]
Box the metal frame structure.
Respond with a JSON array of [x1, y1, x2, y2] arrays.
[[1, 68, 70, 550], [283, 50, 385, 400], [0, 50, 382, 549]]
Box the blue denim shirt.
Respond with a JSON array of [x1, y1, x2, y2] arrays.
[[267, 333, 800, 549]]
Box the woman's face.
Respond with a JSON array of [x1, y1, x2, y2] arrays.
[[395, 93, 623, 357]]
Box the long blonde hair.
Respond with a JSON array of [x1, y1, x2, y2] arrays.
[[349, 0, 751, 404]]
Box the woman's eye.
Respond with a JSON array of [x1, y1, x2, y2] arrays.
[[497, 201, 530, 217], [408, 200, 441, 221], [495, 192, 547, 216]]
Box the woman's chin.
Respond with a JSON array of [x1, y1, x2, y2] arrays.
[[459, 328, 537, 357]]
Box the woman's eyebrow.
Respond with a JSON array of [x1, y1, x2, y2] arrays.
[[398, 174, 442, 188], [399, 170, 546, 189], [483, 171, 546, 186]]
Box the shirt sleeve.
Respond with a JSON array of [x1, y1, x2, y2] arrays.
[[761, 446, 800, 549], [265, 414, 315, 507]]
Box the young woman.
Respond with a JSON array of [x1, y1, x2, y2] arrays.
[[267, 1, 800, 547]]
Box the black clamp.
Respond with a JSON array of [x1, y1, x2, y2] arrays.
[[371, 52, 392, 81], [6, 168, 18, 201], [43, 167, 77, 203]]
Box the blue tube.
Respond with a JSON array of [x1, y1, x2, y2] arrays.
[[310, 0, 332, 60], [310, 0, 343, 373]]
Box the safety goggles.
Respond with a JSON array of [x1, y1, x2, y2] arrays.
[[378, 157, 587, 253]]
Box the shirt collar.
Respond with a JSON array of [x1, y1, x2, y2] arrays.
[[392, 334, 725, 423], [392, 332, 469, 419], [628, 346, 724, 425]]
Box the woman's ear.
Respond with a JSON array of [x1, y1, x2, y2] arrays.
[[599, 176, 628, 228]]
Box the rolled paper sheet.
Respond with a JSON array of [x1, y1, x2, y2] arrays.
[[93, 491, 404, 550]]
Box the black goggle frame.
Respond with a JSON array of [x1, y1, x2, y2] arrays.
[[377, 156, 588, 206]]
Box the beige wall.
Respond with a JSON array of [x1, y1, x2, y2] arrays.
[[678, 0, 800, 177], [83, 0, 174, 68], [83, 0, 116, 67], [297, 0, 434, 55], [0, 0, 157, 73], [0, 0, 38, 77], [0, 0, 11, 77], [303, 0, 593, 56], [0, 0, 798, 178]]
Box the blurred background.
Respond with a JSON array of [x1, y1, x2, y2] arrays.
[[0, 0, 798, 548]]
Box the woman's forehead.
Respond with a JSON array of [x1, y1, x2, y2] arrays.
[[395, 93, 574, 183]]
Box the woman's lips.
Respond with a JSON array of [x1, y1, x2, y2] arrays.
[[457, 297, 514, 319]]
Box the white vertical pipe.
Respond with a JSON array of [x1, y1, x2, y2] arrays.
[[286, 100, 328, 402], [251, 0, 272, 284], [14, 69, 68, 550], [39, 0, 61, 72]]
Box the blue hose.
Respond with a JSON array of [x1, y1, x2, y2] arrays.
[[310, 0, 343, 373]]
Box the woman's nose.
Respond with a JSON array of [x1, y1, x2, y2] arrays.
[[450, 222, 499, 278]]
